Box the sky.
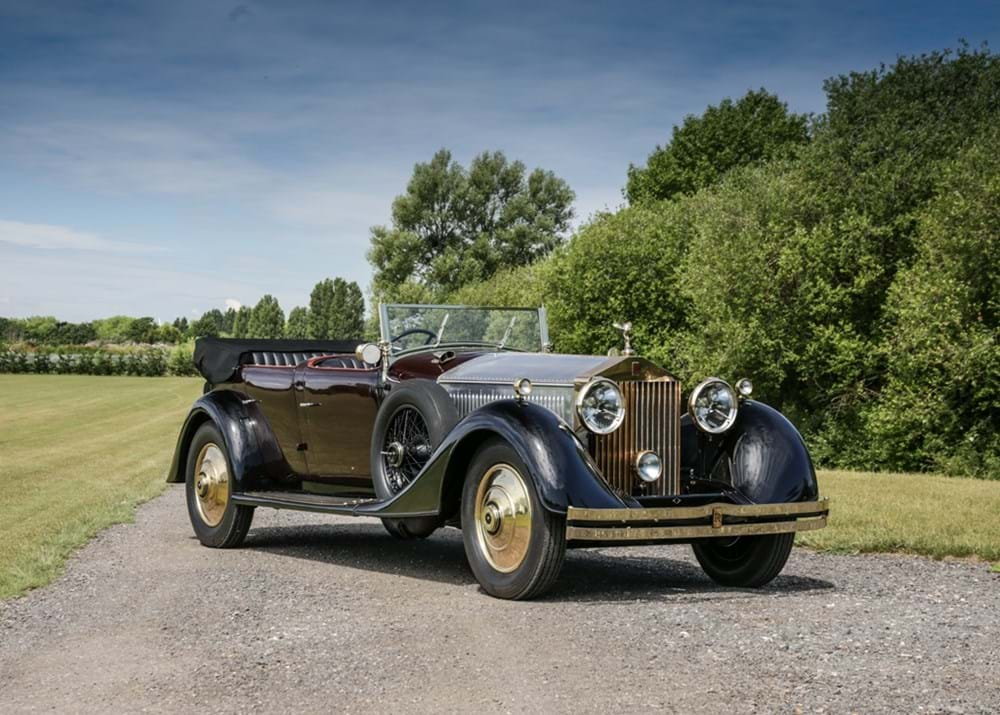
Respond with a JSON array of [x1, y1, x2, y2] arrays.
[[1, 1, 998, 322]]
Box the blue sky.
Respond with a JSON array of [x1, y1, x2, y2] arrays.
[[1, 1, 997, 322]]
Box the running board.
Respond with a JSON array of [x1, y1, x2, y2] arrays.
[[232, 490, 438, 519]]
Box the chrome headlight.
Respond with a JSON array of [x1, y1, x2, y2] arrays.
[[576, 377, 625, 434], [688, 378, 738, 434]]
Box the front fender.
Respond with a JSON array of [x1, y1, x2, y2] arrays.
[[683, 400, 819, 504], [166, 390, 265, 491], [357, 400, 627, 519]]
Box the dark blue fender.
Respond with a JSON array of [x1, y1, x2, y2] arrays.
[[681, 400, 819, 504], [357, 399, 629, 519], [166, 389, 281, 491]]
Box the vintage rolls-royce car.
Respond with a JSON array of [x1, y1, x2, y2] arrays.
[[168, 303, 828, 599]]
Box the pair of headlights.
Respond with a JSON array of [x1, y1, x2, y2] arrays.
[[574, 376, 753, 436]]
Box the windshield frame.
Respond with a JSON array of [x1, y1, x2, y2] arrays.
[[378, 303, 550, 356]]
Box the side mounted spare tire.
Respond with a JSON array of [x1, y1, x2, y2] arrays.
[[370, 379, 459, 538]]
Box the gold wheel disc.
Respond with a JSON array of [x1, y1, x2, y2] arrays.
[[193, 443, 229, 527], [474, 463, 533, 573]]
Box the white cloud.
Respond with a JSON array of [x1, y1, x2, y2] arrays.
[[224, 298, 242, 310], [0, 219, 161, 255]]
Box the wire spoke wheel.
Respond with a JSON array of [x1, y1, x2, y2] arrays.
[[193, 442, 229, 527], [381, 406, 432, 494]]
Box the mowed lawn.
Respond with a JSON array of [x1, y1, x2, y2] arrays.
[[1, 374, 998, 599], [0, 374, 200, 598]]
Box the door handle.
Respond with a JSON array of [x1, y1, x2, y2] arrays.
[[299, 402, 321, 408]]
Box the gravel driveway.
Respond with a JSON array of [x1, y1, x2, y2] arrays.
[[1, 486, 997, 714]]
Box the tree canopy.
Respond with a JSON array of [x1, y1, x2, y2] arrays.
[[626, 89, 809, 203], [308, 278, 364, 339], [368, 149, 574, 302], [247, 295, 285, 339], [285, 306, 310, 338]]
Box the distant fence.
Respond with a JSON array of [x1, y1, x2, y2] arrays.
[[0, 349, 197, 377]]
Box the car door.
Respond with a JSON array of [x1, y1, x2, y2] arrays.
[[242, 364, 309, 475], [295, 358, 380, 484]]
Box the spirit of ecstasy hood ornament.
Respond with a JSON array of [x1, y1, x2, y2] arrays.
[[612, 321, 636, 357]]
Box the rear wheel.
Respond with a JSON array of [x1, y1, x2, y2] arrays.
[[692, 532, 794, 587], [461, 438, 565, 600], [185, 423, 254, 548]]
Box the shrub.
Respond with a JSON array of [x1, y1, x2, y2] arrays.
[[866, 129, 1000, 477]]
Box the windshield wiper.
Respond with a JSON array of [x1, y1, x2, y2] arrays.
[[497, 316, 517, 349], [433, 312, 449, 347]]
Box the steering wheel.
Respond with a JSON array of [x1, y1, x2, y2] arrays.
[[390, 328, 438, 349]]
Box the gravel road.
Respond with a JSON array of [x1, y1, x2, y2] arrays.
[[1, 486, 997, 714]]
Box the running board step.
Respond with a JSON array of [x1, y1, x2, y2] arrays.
[[233, 490, 379, 515]]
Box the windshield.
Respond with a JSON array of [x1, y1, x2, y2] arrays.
[[379, 304, 549, 353]]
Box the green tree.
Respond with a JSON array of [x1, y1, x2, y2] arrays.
[[189, 309, 225, 338], [231, 306, 251, 339], [92, 316, 135, 342], [222, 307, 237, 334], [867, 130, 1000, 477], [308, 278, 365, 339], [545, 202, 693, 362], [126, 317, 159, 343], [368, 149, 574, 302], [247, 295, 285, 339], [172, 317, 189, 334], [286, 306, 310, 338], [157, 324, 183, 344], [626, 89, 809, 203]]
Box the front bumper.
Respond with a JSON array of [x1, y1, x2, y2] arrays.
[[566, 498, 829, 543]]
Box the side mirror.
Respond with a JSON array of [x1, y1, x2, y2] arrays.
[[355, 343, 382, 366]]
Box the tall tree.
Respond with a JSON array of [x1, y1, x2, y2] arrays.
[[308, 278, 365, 338], [247, 295, 284, 339], [626, 89, 809, 203], [222, 307, 238, 334], [172, 317, 189, 334], [126, 317, 159, 343], [189, 309, 225, 338], [231, 306, 251, 339], [368, 149, 574, 302], [286, 306, 310, 338]]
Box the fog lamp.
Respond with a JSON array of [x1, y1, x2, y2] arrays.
[[635, 450, 662, 482], [736, 378, 753, 398], [513, 377, 533, 399]]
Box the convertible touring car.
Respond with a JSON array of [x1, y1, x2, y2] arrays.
[[169, 303, 828, 599]]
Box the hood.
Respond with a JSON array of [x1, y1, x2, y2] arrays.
[[437, 352, 670, 386]]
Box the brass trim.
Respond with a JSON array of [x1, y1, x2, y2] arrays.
[[588, 377, 682, 496], [567, 498, 829, 523], [566, 516, 827, 542]]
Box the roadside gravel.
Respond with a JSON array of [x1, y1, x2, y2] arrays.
[[1, 486, 997, 714]]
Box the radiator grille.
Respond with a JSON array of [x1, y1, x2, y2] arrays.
[[588, 379, 681, 497]]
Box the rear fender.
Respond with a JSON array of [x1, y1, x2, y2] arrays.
[[356, 400, 627, 520], [166, 390, 277, 491]]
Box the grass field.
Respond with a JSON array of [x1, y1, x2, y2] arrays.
[[0, 374, 200, 599], [1, 374, 998, 599]]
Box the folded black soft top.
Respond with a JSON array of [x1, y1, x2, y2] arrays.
[[193, 337, 362, 384]]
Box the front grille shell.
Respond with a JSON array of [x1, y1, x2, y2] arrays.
[[588, 378, 682, 497]]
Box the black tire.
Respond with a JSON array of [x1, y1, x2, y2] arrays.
[[461, 438, 565, 600], [185, 422, 254, 548], [691, 532, 795, 587], [370, 380, 459, 540]]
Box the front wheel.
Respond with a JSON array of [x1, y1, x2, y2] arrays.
[[691, 532, 794, 587], [461, 438, 565, 600], [185, 422, 254, 548]]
